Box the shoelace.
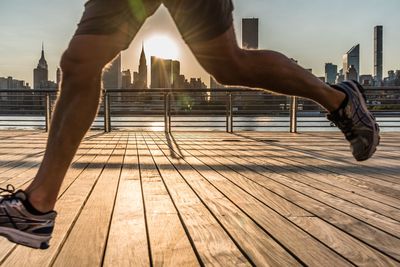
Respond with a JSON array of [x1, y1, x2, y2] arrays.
[[0, 184, 16, 204]]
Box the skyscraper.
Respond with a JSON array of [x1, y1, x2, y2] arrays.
[[151, 57, 180, 89], [325, 63, 338, 84], [121, 70, 132, 89], [137, 44, 148, 88], [103, 53, 122, 89], [242, 18, 259, 49], [374, 25, 383, 84], [33, 43, 48, 89], [343, 44, 360, 81], [56, 68, 61, 87], [346, 65, 358, 81]]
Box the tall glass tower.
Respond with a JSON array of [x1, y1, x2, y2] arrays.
[[242, 18, 259, 49], [343, 44, 360, 81], [374, 25, 383, 83]]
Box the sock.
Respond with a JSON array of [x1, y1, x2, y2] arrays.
[[23, 198, 51, 216]]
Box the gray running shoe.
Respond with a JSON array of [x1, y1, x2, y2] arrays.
[[327, 80, 380, 161], [0, 185, 57, 249]]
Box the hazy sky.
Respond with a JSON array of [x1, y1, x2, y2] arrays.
[[0, 0, 399, 86]]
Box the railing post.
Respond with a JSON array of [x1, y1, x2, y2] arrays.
[[168, 93, 172, 133], [226, 92, 229, 133], [290, 96, 298, 133], [229, 93, 234, 133], [45, 92, 51, 132], [164, 92, 168, 132], [104, 91, 111, 133]]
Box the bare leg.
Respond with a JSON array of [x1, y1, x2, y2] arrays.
[[25, 29, 131, 212], [189, 26, 345, 112]]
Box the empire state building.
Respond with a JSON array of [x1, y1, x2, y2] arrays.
[[33, 44, 49, 89]]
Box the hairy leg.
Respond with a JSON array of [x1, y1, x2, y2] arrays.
[[25, 29, 131, 212], [189, 26, 345, 112]]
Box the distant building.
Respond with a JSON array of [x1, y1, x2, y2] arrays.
[[383, 70, 400, 86], [187, 78, 206, 89], [343, 44, 360, 81], [56, 68, 61, 88], [0, 76, 30, 90], [374, 26, 383, 84], [103, 53, 122, 89], [151, 56, 180, 89], [359, 75, 374, 86], [242, 18, 259, 49], [121, 70, 132, 89], [336, 69, 345, 84], [33, 44, 49, 89], [173, 74, 187, 89], [132, 44, 148, 89], [209, 76, 226, 102], [325, 63, 338, 84], [171, 60, 180, 88], [346, 65, 358, 81]]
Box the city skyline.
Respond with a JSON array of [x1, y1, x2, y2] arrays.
[[1, 0, 400, 86]]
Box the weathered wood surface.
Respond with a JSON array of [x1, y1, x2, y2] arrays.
[[0, 131, 399, 267]]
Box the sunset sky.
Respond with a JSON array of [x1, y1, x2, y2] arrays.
[[0, 0, 399, 87]]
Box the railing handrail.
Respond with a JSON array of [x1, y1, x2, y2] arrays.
[[2, 86, 400, 94]]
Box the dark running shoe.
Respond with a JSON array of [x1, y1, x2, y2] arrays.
[[0, 185, 57, 249], [327, 80, 380, 161]]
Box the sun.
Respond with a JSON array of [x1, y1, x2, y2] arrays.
[[145, 35, 179, 60]]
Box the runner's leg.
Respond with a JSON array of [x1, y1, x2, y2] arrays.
[[25, 0, 162, 212], [24, 32, 129, 212], [188, 26, 345, 112]]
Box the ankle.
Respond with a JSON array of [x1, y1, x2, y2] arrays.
[[323, 86, 347, 113], [25, 190, 55, 213]]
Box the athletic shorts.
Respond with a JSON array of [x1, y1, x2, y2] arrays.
[[75, 0, 234, 45]]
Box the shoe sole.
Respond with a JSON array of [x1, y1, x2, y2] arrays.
[[0, 226, 50, 249], [346, 80, 380, 161]]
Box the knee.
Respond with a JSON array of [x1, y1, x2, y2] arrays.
[[60, 51, 103, 85]]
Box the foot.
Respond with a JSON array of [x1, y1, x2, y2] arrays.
[[327, 80, 380, 161], [0, 185, 57, 249]]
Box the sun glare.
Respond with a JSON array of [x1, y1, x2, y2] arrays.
[[145, 35, 179, 60]]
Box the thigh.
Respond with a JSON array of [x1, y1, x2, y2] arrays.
[[184, 26, 241, 74], [63, 30, 132, 72], [75, 0, 161, 50], [164, 0, 234, 44]]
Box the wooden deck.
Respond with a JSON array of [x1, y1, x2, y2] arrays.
[[0, 131, 399, 266]]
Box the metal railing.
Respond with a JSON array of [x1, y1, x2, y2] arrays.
[[1, 87, 399, 132]]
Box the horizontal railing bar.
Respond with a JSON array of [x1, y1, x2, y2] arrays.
[[2, 86, 400, 94]]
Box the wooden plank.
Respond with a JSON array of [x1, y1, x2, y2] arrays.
[[216, 137, 400, 223], [52, 134, 127, 267], [261, 132, 400, 184], [103, 133, 150, 267], [149, 133, 340, 266], [263, 133, 400, 180], [208, 138, 400, 225], [177, 133, 400, 261], [292, 217, 400, 267], [143, 135, 250, 266], [170, 133, 399, 266], [136, 134, 199, 267], [1, 133, 119, 266], [190, 134, 400, 215], [0, 135, 105, 263]]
